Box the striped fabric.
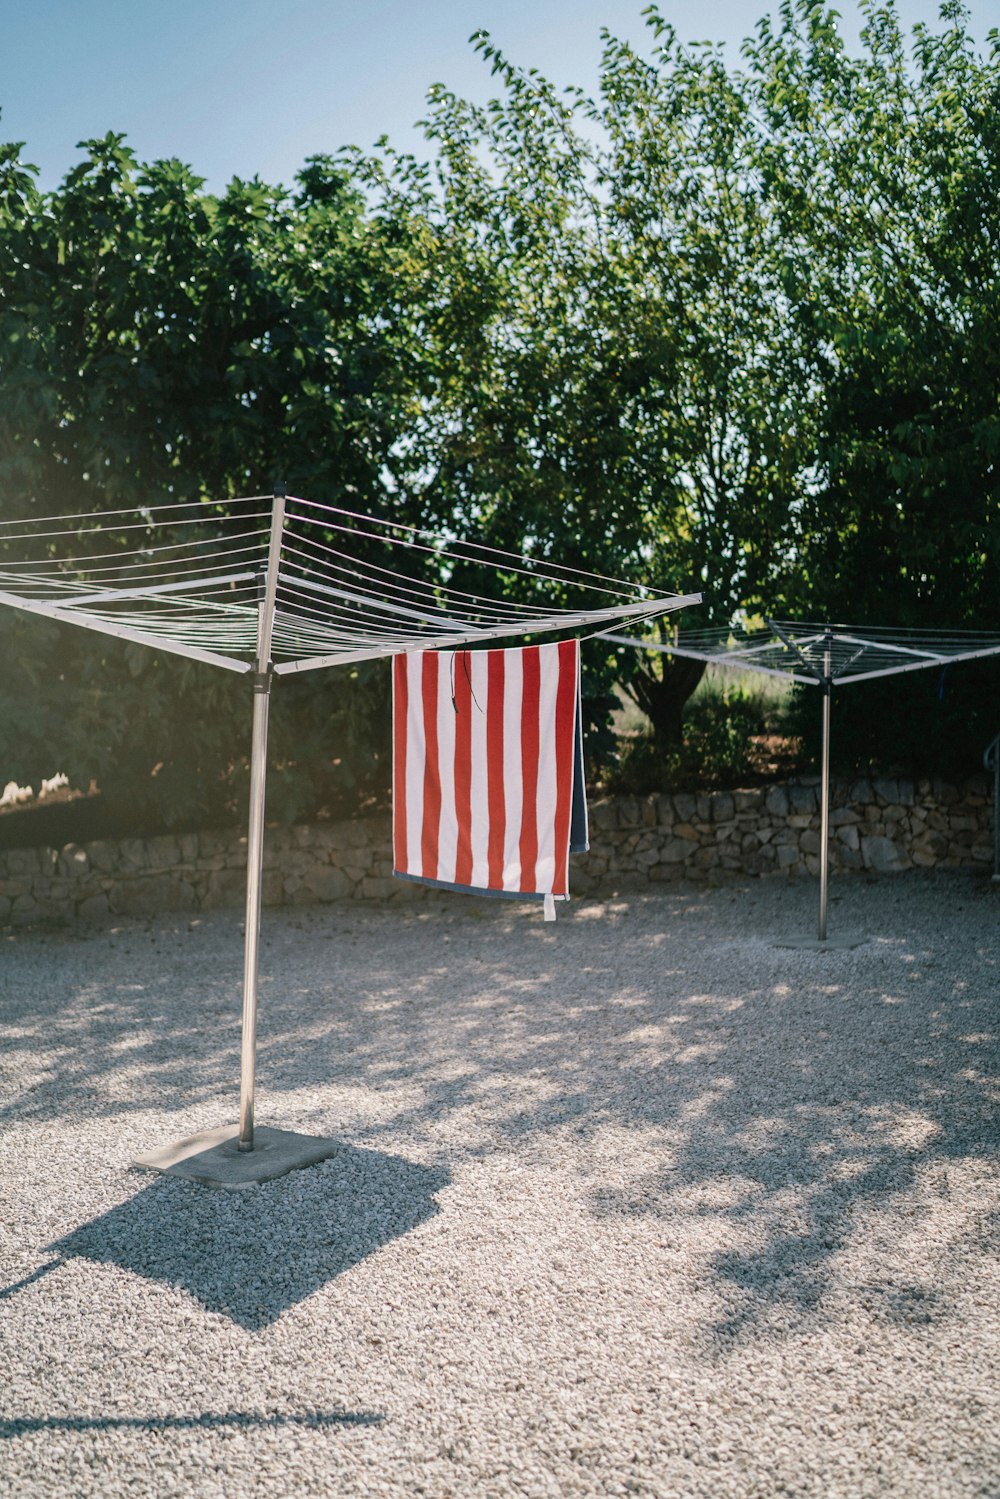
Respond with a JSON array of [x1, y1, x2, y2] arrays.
[[392, 640, 588, 903]]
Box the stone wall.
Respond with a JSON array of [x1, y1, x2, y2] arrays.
[[572, 774, 994, 894], [0, 774, 993, 925]]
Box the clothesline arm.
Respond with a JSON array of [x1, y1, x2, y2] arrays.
[[598, 631, 819, 688], [274, 594, 703, 676], [0, 588, 255, 674]]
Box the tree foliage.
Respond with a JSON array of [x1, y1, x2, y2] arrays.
[[744, 0, 1000, 620], [741, 0, 1000, 767], [389, 0, 1000, 765], [366, 24, 819, 745], [1, 2, 998, 827], [0, 135, 430, 826]]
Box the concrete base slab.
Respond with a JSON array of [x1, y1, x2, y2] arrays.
[[771, 932, 868, 951], [133, 1124, 338, 1190]]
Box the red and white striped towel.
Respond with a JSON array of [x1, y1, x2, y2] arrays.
[[392, 639, 588, 908]]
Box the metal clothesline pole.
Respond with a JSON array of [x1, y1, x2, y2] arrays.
[[0, 488, 703, 1188], [237, 483, 286, 1152], [818, 634, 833, 943], [766, 619, 851, 949]]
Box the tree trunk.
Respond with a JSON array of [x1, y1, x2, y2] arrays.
[[624, 653, 706, 752]]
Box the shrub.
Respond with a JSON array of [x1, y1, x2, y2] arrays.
[[601, 682, 770, 794]]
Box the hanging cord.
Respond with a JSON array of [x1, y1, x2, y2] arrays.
[[449, 651, 483, 714]]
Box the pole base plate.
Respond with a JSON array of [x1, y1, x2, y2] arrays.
[[771, 932, 868, 951], [133, 1124, 338, 1190]]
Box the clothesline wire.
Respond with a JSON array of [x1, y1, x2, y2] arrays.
[[580, 608, 688, 648], [279, 539, 592, 625], [0, 494, 699, 668], [0, 522, 269, 564], [609, 620, 1000, 684], [0, 494, 270, 532], [770, 619, 1000, 641], [272, 588, 700, 660], [280, 538, 591, 625], [273, 617, 387, 650], [667, 620, 1000, 646], [281, 526, 644, 619], [0, 498, 677, 622], [0, 529, 269, 579], [274, 592, 447, 646], [275, 601, 510, 652], [73, 578, 513, 650], [286, 510, 646, 605], [291, 493, 660, 595], [281, 533, 507, 611], [0, 503, 660, 623], [275, 578, 457, 637], [0, 560, 267, 607], [285, 500, 654, 603], [0, 556, 263, 599], [75, 595, 261, 632], [1, 493, 665, 604], [3, 556, 675, 651], [0, 510, 270, 550], [72, 618, 256, 646], [0, 549, 264, 585], [273, 617, 402, 649], [5, 491, 665, 608], [96, 585, 261, 614]]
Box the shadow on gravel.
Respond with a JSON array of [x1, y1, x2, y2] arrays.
[[574, 930, 1000, 1351], [0, 922, 260, 1131], [0, 1409, 383, 1440], [42, 1143, 448, 1331], [3, 878, 998, 1353]]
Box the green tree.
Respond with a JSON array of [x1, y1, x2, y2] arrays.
[[5, 1, 998, 818], [0, 134, 431, 826], [374, 1, 999, 765], [363, 17, 819, 750], [743, 0, 1000, 767]]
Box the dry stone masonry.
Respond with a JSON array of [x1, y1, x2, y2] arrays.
[[0, 774, 993, 925], [571, 774, 993, 893]]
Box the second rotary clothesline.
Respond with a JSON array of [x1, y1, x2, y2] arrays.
[[392, 639, 588, 917]]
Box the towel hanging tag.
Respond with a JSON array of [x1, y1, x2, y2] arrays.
[[543, 894, 557, 922]]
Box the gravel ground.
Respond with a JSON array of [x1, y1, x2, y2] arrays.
[[1, 868, 998, 1499]]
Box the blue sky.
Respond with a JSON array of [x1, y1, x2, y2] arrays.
[[2, 1, 995, 193]]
